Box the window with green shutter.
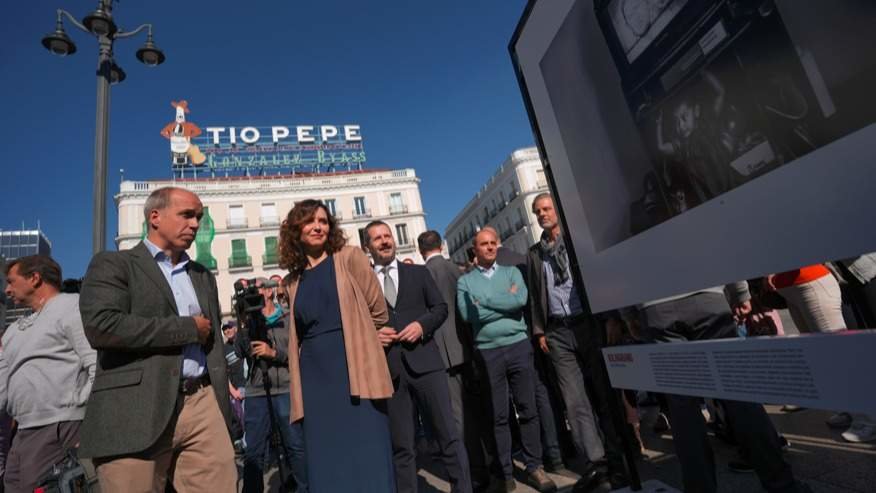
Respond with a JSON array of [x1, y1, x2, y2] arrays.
[[263, 236, 279, 266], [229, 238, 251, 268]]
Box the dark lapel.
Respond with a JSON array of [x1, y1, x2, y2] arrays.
[[131, 242, 179, 313], [187, 262, 213, 319], [395, 262, 413, 309]]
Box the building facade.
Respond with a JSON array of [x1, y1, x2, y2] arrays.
[[445, 147, 550, 263], [116, 168, 428, 315], [1, 228, 53, 328]]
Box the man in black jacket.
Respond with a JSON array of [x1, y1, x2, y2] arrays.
[[365, 221, 471, 493], [526, 193, 627, 489]]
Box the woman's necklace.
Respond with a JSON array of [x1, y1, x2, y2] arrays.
[[16, 296, 49, 331]]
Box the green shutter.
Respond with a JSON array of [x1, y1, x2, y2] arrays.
[[229, 238, 251, 268], [263, 236, 279, 266]]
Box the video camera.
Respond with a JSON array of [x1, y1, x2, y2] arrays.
[[230, 278, 298, 491], [232, 278, 279, 346]]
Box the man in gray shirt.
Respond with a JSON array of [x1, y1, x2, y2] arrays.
[[1, 255, 96, 493]]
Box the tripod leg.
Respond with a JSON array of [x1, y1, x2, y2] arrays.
[[262, 366, 306, 492]]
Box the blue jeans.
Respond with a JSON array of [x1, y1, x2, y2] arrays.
[[243, 394, 308, 493]]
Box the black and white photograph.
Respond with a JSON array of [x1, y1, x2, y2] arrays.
[[515, 0, 876, 310], [543, 0, 876, 250]]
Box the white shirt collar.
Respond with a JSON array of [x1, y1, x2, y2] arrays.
[[476, 262, 497, 277], [425, 252, 443, 263], [373, 258, 399, 274]]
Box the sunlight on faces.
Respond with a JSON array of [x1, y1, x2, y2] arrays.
[[4, 264, 38, 306], [532, 196, 558, 230], [149, 189, 204, 252], [366, 224, 396, 266], [473, 229, 498, 267], [299, 206, 330, 252]]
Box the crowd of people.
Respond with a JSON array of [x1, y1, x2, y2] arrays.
[[1, 185, 874, 493]]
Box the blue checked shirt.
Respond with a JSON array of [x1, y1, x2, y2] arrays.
[[143, 239, 207, 378]]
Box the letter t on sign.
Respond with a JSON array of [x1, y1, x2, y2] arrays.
[[206, 127, 225, 145]]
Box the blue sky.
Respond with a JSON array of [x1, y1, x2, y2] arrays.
[[0, 1, 535, 277]]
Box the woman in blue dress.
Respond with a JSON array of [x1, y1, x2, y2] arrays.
[[279, 199, 396, 492]]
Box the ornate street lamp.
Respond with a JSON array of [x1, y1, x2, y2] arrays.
[[41, 0, 165, 254]]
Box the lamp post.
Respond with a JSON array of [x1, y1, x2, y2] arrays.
[[41, 0, 165, 255]]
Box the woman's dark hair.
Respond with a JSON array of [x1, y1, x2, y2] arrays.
[[278, 199, 346, 280]]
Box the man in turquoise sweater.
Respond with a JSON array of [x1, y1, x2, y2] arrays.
[[457, 229, 555, 493]]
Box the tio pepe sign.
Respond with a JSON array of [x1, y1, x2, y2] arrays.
[[162, 100, 368, 177], [203, 125, 362, 145]]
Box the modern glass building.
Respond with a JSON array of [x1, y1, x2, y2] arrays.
[[1, 228, 53, 329], [0, 229, 52, 260]]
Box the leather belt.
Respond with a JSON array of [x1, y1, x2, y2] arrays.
[[548, 312, 588, 327], [180, 374, 210, 395]]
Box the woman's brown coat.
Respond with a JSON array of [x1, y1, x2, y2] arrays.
[[284, 245, 393, 422]]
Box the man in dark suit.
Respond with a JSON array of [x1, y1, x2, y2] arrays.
[[365, 221, 471, 493], [417, 231, 469, 431], [79, 187, 236, 491], [419, 231, 494, 488]]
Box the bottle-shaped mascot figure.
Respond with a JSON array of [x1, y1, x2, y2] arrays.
[[160, 100, 206, 166]]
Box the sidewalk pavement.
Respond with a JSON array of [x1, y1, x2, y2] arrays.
[[411, 405, 875, 493]]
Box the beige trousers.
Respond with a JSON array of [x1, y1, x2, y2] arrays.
[[778, 274, 846, 333], [95, 384, 237, 493]]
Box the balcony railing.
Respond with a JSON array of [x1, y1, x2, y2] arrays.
[[228, 255, 252, 269], [389, 205, 409, 216], [260, 216, 280, 227], [227, 218, 248, 229], [396, 243, 415, 253], [329, 210, 343, 220], [353, 208, 372, 219], [262, 252, 279, 266]]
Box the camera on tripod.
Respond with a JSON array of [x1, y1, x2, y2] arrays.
[[232, 278, 279, 352], [230, 278, 298, 490]]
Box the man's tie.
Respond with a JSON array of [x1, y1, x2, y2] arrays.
[[382, 265, 397, 307]]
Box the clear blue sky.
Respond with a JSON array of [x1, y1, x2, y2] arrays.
[[1, 1, 535, 277]]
